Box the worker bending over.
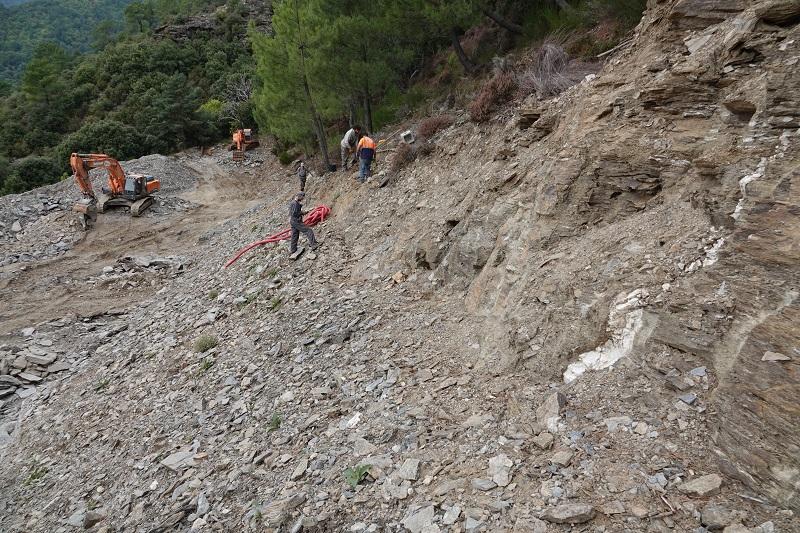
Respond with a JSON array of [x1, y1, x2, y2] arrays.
[[289, 192, 318, 256], [356, 134, 377, 183], [340, 125, 361, 171]]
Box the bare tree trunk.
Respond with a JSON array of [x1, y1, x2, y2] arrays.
[[363, 89, 373, 135], [294, 0, 331, 169], [554, 0, 572, 10], [361, 45, 374, 134], [482, 8, 522, 34], [299, 65, 330, 169], [450, 27, 476, 74], [348, 99, 357, 128]]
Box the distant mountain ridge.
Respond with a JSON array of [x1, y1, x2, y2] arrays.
[[0, 0, 134, 81]]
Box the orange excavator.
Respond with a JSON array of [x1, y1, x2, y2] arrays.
[[71, 153, 160, 228], [229, 129, 259, 161]]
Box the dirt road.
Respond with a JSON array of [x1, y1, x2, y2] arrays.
[[0, 156, 265, 337]]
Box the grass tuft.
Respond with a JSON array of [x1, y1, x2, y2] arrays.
[[193, 335, 218, 353]]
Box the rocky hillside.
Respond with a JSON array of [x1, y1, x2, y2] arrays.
[[0, 1, 799, 532]]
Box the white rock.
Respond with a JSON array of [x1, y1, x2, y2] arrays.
[[762, 351, 790, 361], [488, 454, 513, 486]]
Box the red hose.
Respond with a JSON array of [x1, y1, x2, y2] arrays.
[[224, 205, 331, 268]]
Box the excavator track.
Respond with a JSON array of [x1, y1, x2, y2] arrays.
[[130, 196, 154, 217], [96, 194, 153, 217]]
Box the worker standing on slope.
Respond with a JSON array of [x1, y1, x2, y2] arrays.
[[356, 134, 377, 183], [289, 192, 318, 257], [340, 125, 361, 171], [297, 161, 308, 191]]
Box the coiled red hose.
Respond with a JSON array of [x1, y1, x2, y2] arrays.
[[224, 205, 331, 268]]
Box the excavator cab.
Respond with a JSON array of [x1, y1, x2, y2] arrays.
[[124, 174, 160, 199]]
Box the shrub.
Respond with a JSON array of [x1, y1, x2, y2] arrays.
[[3, 156, 61, 194], [591, 0, 648, 27], [390, 142, 416, 172], [52, 119, 149, 177], [517, 43, 572, 98], [417, 115, 453, 140], [469, 71, 517, 122], [416, 143, 434, 158], [193, 335, 218, 353]]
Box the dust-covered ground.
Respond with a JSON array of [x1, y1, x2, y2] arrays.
[[1, 1, 800, 532]]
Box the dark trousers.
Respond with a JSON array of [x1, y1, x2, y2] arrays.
[[289, 220, 317, 253], [299, 176, 306, 191]]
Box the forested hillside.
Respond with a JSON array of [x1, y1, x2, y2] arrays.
[[0, 0, 645, 196], [0, 0, 262, 194], [0, 0, 134, 81], [251, 0, 646, 167]]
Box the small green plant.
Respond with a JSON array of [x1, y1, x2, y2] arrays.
[[25, 462, 48, 485], [247, 500, 264, 526], [208, 289, 219, 300], [198, 357, 215, 374], [267, 413, 282, 432], [265, 267, 279, 278], [238, 291, 260, 310], [94, 378, 110, 392], [268, 297, 282, 311], [344, 464, 371, 488], [193, 335, 218, 353]]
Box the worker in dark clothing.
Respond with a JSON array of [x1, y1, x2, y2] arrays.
[[289, 192, 318, 255], [297, 161, 308, 191]]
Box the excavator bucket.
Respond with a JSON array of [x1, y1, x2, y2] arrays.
[[73, 200, 98, 230]]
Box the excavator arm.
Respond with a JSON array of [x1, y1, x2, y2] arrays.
[[70, 153, 127, 198], [232, 130, 244, 151]]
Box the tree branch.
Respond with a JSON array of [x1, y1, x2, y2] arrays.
[[481, 8, 522, 35]]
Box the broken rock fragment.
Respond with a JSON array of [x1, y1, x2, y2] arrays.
[[160, 450, 195, 471], [542, 503, 596, 524], [488, 453, 513, 487], [536, 391, 566, 432], [402, 505, 435, 533], [678, 474, 722, 497]]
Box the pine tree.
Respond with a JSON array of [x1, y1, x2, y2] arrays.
[[251, 0, 331, 167]]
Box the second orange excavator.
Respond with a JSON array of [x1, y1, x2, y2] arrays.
[[70, 153, 160, 227], [229, 128, 259, 152]]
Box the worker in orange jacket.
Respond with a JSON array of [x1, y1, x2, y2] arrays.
[[356, 134, 377, 183]]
